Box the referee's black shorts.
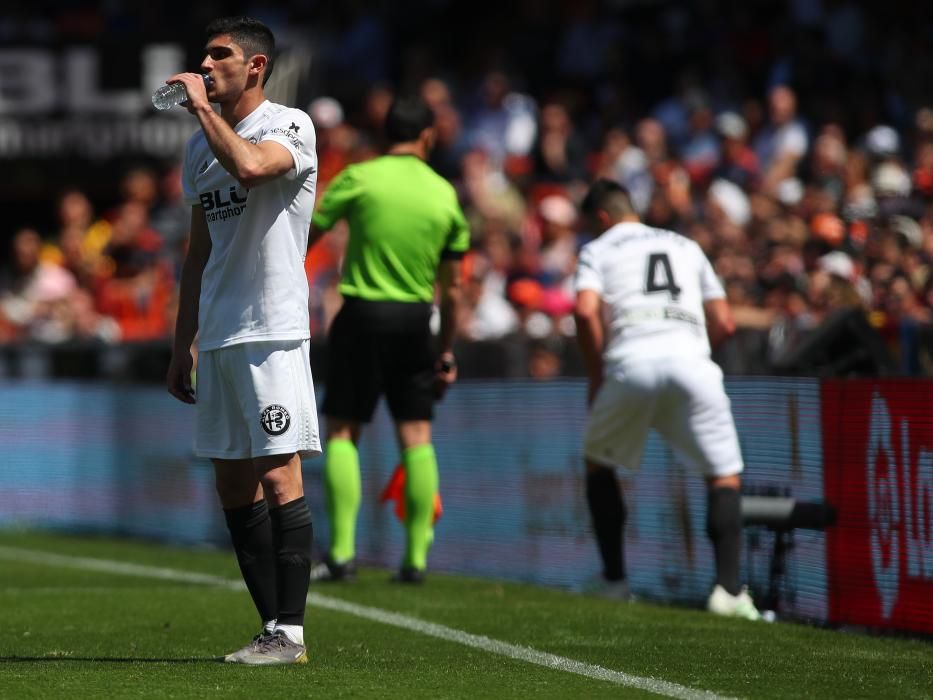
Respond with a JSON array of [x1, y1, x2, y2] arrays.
[[322, 297, 436, 423]]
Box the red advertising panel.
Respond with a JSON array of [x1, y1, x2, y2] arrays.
[[823, 379, 933, 633]]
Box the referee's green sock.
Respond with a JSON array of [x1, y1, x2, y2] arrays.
[[324, 438, 361, 563], [402, 443, 439, 571]]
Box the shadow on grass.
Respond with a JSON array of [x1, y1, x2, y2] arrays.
[[0, 656, 221, 664]]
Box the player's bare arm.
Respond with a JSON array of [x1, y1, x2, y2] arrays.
[[704, 298, 736, 349], [574, 289, 604, 406], [167, 205, 212, 404], [434, 259, 462, 396], [168, 69, 294, 189]]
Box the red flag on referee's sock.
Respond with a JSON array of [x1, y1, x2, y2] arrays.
[[379, 464, 443, 523]]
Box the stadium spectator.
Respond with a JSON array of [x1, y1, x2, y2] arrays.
[[594, 127, 653, 215], [149, 162, 192, 265], [5, 199, 122, 344], [0, 228, 77, 342], [94, 202, 173, 342], [754, 85, 808, 195], [308, 96, 359, 187], [462, 148, 527, 234], [119, 166, 160, 211], [712, 111, 759, 191], [307, 96, 468, 584], [533, 194, 577, 263], [464, 71, 537, 171], [679, 93, 720, 186], [636, 118, 693, 226], [806, 128, 848, 210], [359, 84, 394, 149], [165, 15, 319, 666], [421, 78, 470, 181], [458, 251, 519, 341], [532, 102, 588, 184], [912, 139, 933, 199], [40, 188, 103, 290], [573, 180, 760, 619]]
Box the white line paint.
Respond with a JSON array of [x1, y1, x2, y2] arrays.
[[0, 545, 736, 700], [1, 586, 196, 594], [0, 547, 242, 589]]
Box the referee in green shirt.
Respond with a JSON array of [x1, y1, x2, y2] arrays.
[[308, 96, 469, 583]]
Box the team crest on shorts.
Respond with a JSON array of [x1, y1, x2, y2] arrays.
[[260, 404, 291, 436]]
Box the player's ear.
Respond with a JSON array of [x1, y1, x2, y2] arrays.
[[249, 54, 268, 77], [597, 210, 612, 228]]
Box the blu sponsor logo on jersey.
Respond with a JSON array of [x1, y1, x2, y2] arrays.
[[867, 389, 933, 619], [199, 185, 248, 223], [260, 404, 291, 436]]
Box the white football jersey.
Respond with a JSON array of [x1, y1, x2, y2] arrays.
[[182, 100, 317, 351], [574, 222, 725, 374]]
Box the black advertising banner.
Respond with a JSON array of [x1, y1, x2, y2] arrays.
[[0, 44, 197, 161]]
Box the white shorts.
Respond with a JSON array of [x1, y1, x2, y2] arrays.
[[194, 339, 322, 460], [583, 358, 743, 477]]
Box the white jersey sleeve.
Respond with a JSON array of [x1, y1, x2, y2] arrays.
[[181, 138, 199, 206], [699, 253, 726, 300], [574, 244, 604, 294], [259, 108, 316, 180]]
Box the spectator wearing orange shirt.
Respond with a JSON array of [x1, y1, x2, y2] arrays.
[[94, 201, 173, 341]]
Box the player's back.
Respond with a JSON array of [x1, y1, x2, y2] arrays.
[[575, 222, 724, 373], [347, 155, 456, 242], [315, 155, 467, 303]]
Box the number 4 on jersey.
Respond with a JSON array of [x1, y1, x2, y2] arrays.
[[645, 253, 681, 300]]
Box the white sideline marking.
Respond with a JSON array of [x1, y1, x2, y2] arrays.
[[0, 545, 735, 700]]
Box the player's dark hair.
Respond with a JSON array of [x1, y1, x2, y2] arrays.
[[581, 179, 637, 219], [384, 96, 435, 145], [206, 16, 276, 85]]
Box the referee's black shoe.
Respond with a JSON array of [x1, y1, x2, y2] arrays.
[[391, 565, 426, 584], [309, 555, 357, 582]]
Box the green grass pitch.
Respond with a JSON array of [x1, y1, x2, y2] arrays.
[[0, 530, 930, 699]]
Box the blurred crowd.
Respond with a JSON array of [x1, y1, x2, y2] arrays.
[[0, 165, 188, 346], [2, 1, 932, 375]]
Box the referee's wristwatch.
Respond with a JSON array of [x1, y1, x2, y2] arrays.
[[438, 354, 456, 373]]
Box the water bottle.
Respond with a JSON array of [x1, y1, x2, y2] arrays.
[[152, 75, 212, 111]]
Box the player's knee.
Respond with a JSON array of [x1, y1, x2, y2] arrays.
[[707, 472, 741, 491], [326, 419, 359, 442], [397, 419, 431, 449], [214, 477, 261, 509], [259, 471, 302, 506], [212, 458, 264, 507]]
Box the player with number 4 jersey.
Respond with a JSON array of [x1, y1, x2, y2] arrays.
[[575, 211, 724, 371], [573, 179, 760, 620]]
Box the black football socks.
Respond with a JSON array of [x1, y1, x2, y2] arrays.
[[224, 499, 278, 625], [585, 466, 627, 582], [269, 497, 314, 626], [706, 486, 742, 596]]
